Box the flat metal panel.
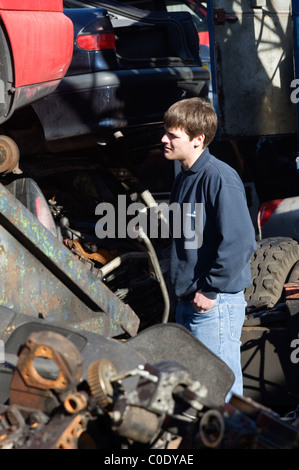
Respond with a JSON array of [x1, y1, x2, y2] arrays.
[[1, 10, 73, 87], [241, 325, 299, 407], [0, 1, 63, 10], [0, 183, 140, 338], [209, 0, 297, 138]]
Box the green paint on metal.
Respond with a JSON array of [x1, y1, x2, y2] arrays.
[[0, 183, 140, 337]]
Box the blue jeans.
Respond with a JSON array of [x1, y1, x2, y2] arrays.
[[176, 291, 246, 401]]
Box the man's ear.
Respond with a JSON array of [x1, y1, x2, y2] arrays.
[[193, 134, 205, 148]]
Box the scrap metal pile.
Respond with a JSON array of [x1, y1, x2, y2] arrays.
[[0, 317, 298, 449]]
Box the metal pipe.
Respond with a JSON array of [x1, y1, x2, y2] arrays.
[[98, 244, 170, 324], [137, 226, 170, 324], [98, 252, 148, 279]]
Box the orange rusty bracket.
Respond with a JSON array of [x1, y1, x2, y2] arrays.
[[9, 330, 84, 415], [284, 282, 299, 299]]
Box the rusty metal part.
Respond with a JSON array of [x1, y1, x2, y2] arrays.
[[113, 405, 161, 444], [9, 330, 84, 414], [222, 395, 299, 449], [110, 361, 208, 445], [67, 239, 117, 265], [64, 392, 88, 414], [0, 135, 21, 174], [284, 281, 299, 299], [88, 358, 117, 409], [26, 412, 89, 449], [0, 408, 88, 449], [54, 414, 88, 449], [164, 436, 183, 449], [0, 182, 140, 337], [213, 8, 238, 25], [133, 362, 204, 415], [199, 409, 225, 448]]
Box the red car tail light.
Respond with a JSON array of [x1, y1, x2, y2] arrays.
[[258, 199, 283, 228], [76, 33, 115, 50]]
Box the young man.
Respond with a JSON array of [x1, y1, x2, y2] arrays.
[[162, 97, 257, 399]]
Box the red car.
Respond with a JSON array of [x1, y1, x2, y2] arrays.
[[0, 0, 73, 172]]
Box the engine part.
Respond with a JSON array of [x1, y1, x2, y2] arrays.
[[0, 135, 21, 174], [199, 409, 225, 448], [129, 361, 207, 415], [88, 358, 117, 410], [64, 392, 89, 414], [112, 403, 162, 444], [0, 410, 90, 449], [0, 180, 140, 337], [67, 238, 117, 265], [106, 361, 208, 444], [127, 322, 235, 406], [0, 321, 298, 449], [9, 330, 84, 414]]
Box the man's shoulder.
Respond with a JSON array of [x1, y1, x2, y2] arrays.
[[207, 152, 236, 172], [206, 152, 242, 186]]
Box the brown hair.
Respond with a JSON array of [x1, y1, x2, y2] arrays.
[[163, 97, 218, 147]]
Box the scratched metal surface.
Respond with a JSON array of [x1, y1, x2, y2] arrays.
[[0, 183, 139, 338], [209, 0, 296, 138]]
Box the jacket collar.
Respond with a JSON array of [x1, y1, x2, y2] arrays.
[[187, 147, 211, 173]]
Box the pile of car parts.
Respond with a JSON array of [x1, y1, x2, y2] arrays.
[[0, 314, 298, 449], [0, 163, 172, 336]]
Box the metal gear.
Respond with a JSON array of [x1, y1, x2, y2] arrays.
[[87, 358, 117, 410]]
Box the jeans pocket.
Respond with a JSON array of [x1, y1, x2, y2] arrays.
[[203, 304, 218, 314], [193, 304, 218, 317], [228, 301, 246, 342]]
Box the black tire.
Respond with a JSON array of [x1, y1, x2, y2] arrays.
[[0, 22, 13, 122], [244, 237, 299, 308]]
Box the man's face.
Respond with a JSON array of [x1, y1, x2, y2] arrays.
[[161, 127, 194, 162]]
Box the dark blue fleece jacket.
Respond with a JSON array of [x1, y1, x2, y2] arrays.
[[169, 148, 257, 300]]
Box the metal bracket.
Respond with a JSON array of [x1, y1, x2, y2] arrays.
[[213, 8, 238, 25]]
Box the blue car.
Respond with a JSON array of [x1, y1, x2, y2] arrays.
[[0, 0, 209, 334], [2, 0, 209, 156]]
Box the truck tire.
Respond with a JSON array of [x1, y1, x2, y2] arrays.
[[244, 237, 299, 308]]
